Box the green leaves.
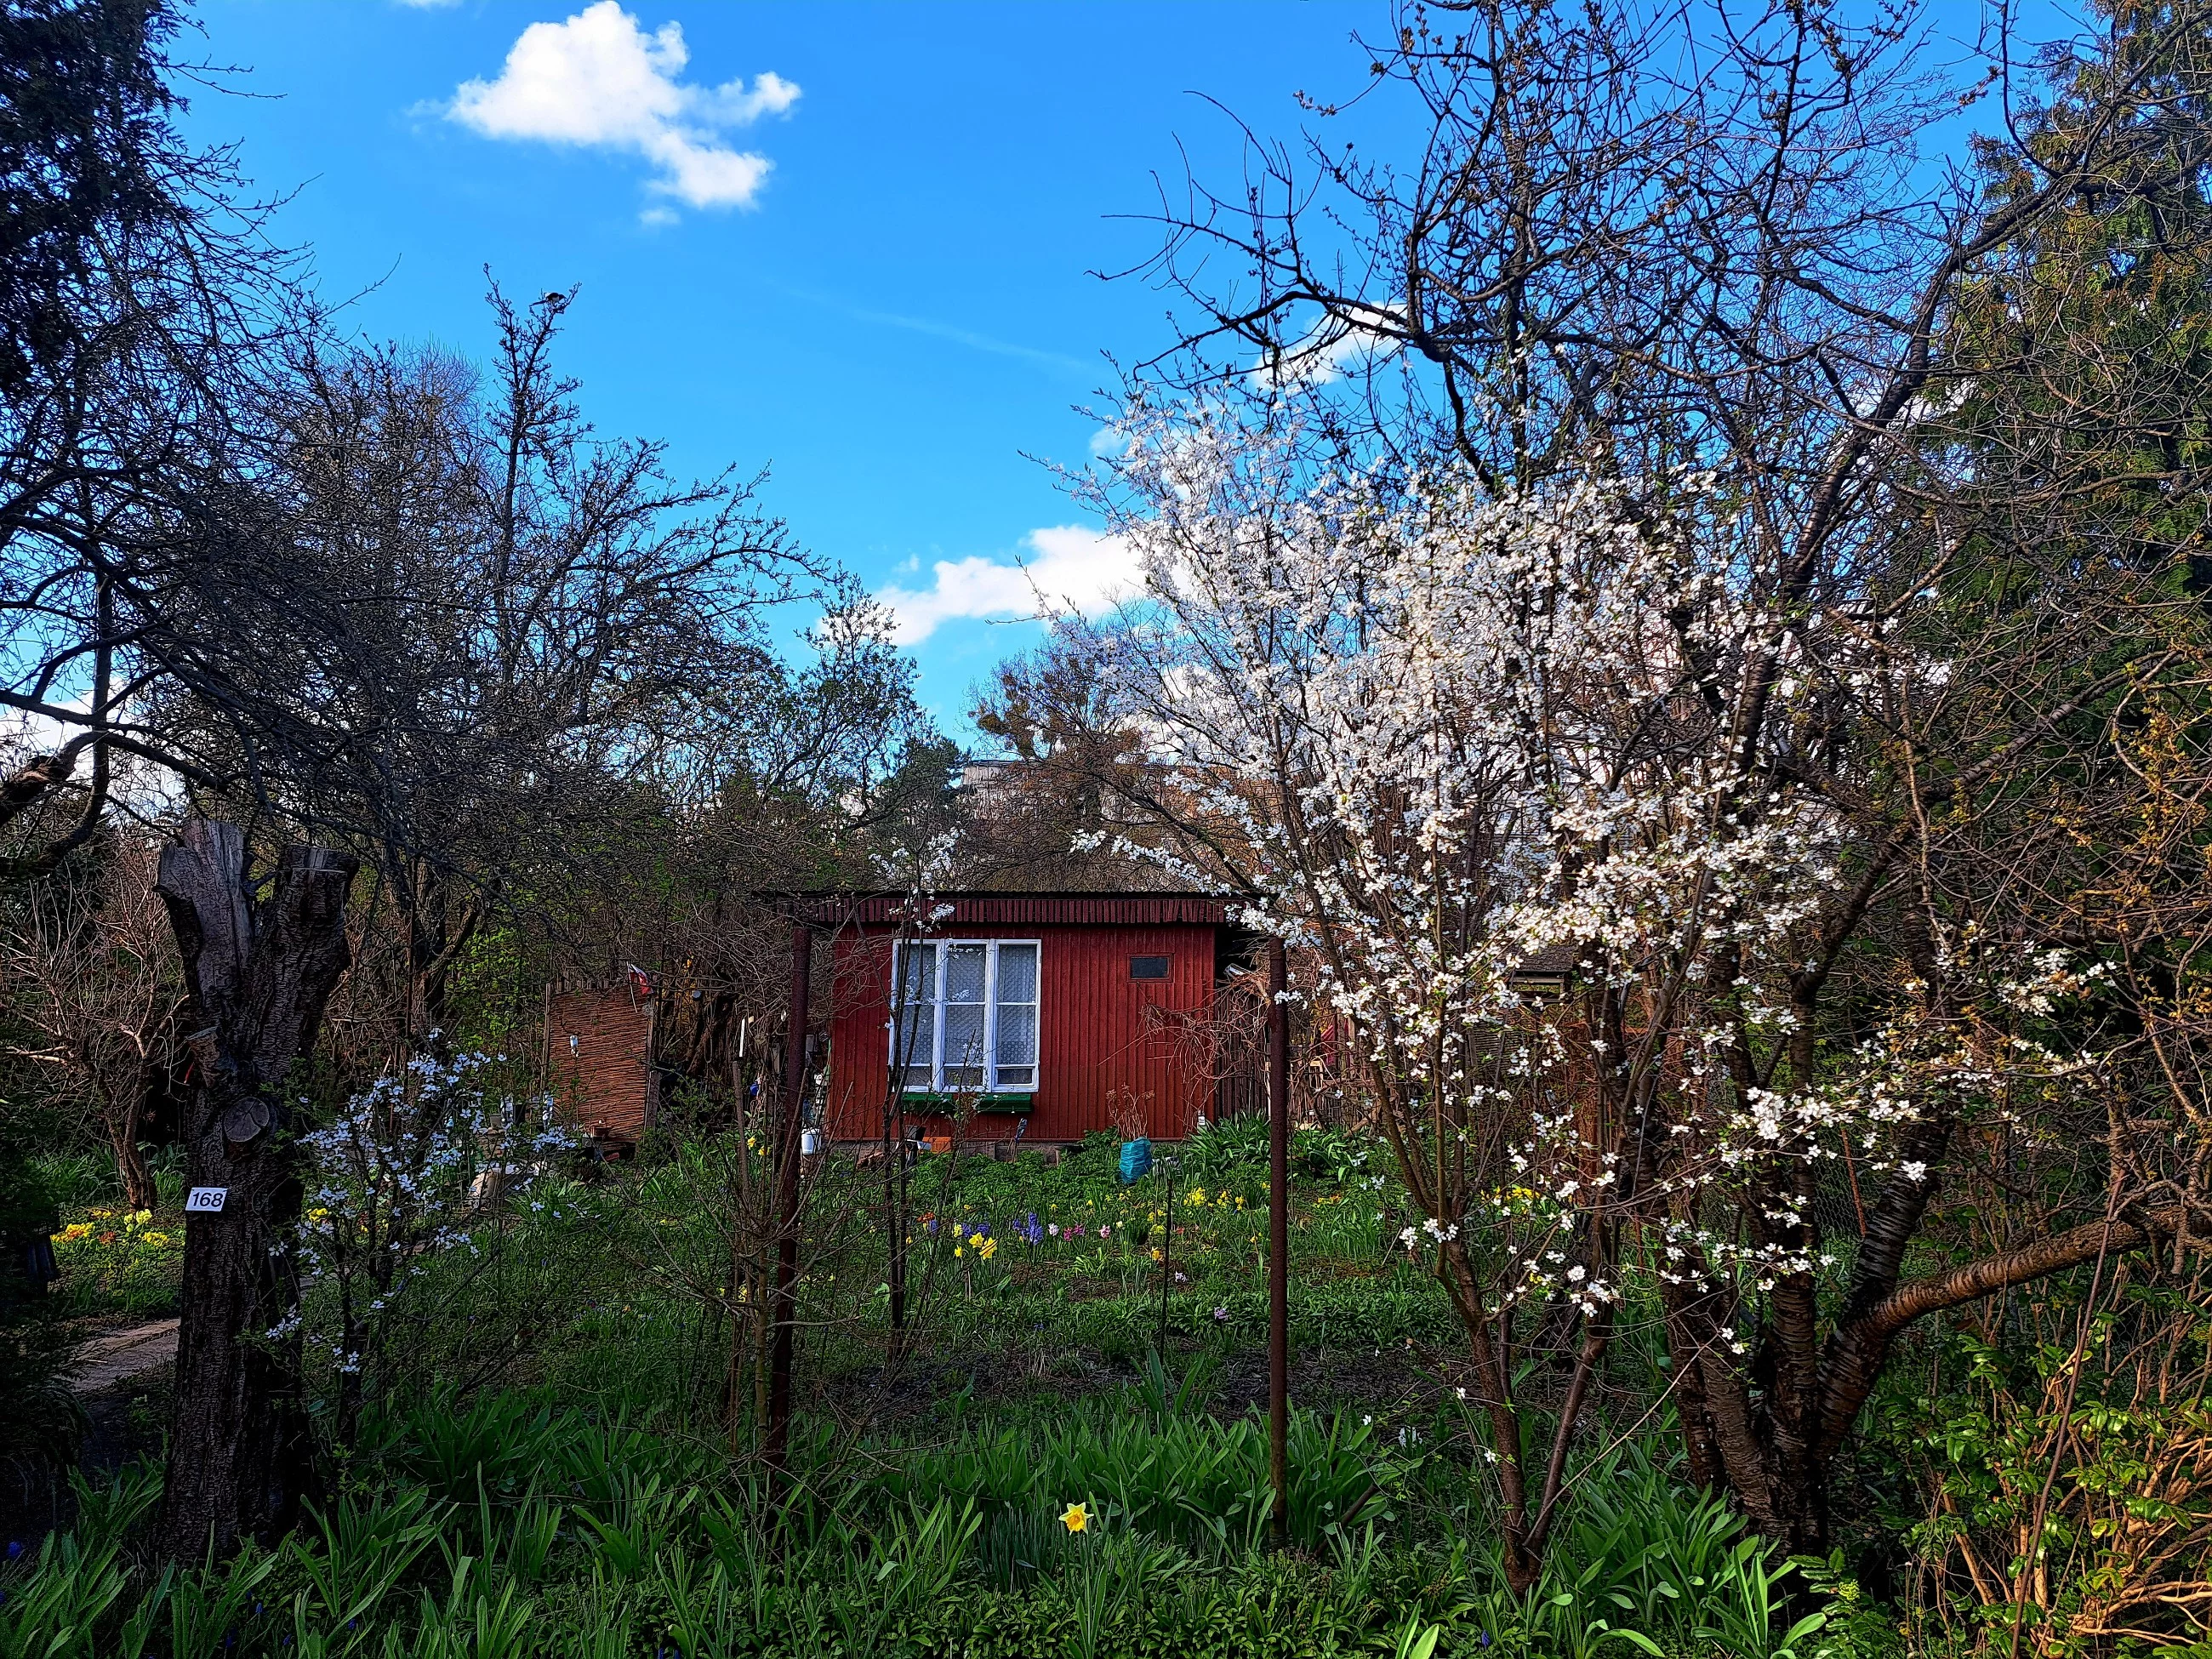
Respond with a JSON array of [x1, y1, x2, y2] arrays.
[[160, 1540, 276, 1659], [0, 1530, 128, 1659], [1377, 1613, 1445, 1659], [287, 1489, 445, 1650]]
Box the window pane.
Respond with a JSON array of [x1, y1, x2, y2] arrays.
[[893, 944, 938, 1089], [894, 1005, 933, 1086], [944, 943, 988, 1004], [899, 945, 935, 1000], [996, 942, 1037, 1003], [943, 1003, 987, 1089], [995, 1064, 1035, 1089], [995, 1001, 1037, 1070]]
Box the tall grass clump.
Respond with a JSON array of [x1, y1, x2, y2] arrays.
[[1, 1389, 1863, 1659]]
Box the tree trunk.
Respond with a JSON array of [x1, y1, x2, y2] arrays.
[[111, 1102, 155, 1213], [1673, 1194, 2198, 1558], [155, 821, 358, 1560]]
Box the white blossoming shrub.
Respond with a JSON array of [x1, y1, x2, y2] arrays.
[[1075, 406, 2119, 1559], [282, 1046, 573, 1425], [1092, 410, 1865, 1297]]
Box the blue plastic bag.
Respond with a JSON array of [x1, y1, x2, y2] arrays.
[[1117, 1137, 1152, 1184]]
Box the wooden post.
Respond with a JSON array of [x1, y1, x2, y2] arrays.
[[765, 919, 810, 1480], [1158, 1149, 1173, 1363], [887, 1115, 908, 1335], [724, 1020, 765, 1456], [886, 935, 909, 1337], [1268, 937, 1291, 1548]]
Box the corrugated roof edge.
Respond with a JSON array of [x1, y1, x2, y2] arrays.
[[769, 890, 1236, 928]]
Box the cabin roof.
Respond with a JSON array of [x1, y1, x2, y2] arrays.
[[787, 890, 1234, 928]]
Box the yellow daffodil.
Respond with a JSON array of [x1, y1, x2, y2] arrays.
[[978, 1237, 997, 1260], [1061, 1502, 1089, 1533]]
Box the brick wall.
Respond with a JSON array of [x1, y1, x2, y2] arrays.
[[547, 986, 656, 1143]]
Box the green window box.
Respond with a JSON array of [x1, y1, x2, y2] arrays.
[[899, 1091, 1036, 1114]]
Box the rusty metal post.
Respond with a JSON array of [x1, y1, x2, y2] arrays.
[[1268, 936, 1291, 1548], [766, 919, 810, 1481]]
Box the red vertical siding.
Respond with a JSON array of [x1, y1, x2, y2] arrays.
[[828, 922, 1219, 1143]]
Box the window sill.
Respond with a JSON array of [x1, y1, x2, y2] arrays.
[[900, 1091, 1036, 1114]]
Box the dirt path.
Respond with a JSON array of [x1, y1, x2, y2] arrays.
[[68, 1318, 180, 1394]]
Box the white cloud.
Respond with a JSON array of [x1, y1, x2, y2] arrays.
[[447, 1, 798, 215], [1253, 304, 1405, 389], [877, 526, 1141, 645]]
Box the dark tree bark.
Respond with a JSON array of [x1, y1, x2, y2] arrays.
[[155, 820, 357, 1560], [1808, 1200, 2193, 1475], [108, 1083, 157, 1213]]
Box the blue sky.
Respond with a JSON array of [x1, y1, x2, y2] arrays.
[[178, 1, 2067, 741], [178, 0, 1397, 738]]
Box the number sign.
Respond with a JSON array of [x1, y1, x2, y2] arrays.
[[185, 1186, 229, 1214]]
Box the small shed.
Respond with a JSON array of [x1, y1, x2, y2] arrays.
[[823, 892, 1244, 1145]]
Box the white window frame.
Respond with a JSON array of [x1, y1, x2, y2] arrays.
[[891, 938, 1040, 1094]]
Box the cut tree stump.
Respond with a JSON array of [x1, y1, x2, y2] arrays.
[[155, 821, 357, 1560]]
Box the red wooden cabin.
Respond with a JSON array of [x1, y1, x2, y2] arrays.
[[823, 892, 1245, 1145]]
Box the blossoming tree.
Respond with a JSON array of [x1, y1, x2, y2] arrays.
[[1069, 408, 2203, 1570], [284, 1046, 573, 1450]]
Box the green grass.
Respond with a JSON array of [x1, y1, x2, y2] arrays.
[[4, 1121, 1880, 1657], [4, 1397, 1847, 1658]]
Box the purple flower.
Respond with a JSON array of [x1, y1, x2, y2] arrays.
[[1212, 1306, 1229, 1321]]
